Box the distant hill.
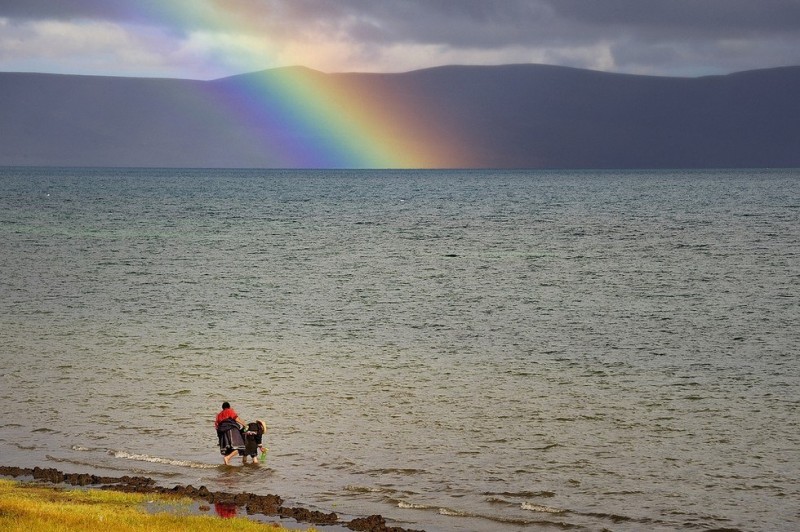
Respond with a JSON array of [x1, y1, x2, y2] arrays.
[[1, 64, 799, 168]]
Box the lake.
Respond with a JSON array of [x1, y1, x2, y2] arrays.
[[0, 167, 798, 531]]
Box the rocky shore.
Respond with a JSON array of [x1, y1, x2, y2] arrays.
[[0, 466, 423, 532]]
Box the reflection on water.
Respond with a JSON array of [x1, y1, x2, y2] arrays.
[[214, 502, 237, 519]]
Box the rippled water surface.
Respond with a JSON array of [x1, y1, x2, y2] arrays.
[[1, 167, 798, 531]]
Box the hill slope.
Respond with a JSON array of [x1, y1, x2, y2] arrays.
[[1, 64, 798, 168]]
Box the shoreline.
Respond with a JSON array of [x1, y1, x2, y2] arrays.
[[0, 466, 423, 532]]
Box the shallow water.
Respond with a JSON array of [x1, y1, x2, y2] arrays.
[[1, 167, 798, 531]]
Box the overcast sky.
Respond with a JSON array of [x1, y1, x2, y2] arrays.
[[1, 0, 799, 79]]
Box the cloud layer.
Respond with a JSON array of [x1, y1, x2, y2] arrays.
[[1, 0, 799, 78]]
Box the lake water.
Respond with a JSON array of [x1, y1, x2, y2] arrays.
[[0, 167, 798, 531]]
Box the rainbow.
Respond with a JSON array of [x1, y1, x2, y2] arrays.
[[144, 2, 466, 168]]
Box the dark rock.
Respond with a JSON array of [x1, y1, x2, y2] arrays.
[[348, 514, 388, 531], [347, 514, 425, 532], [245, 493, 282, 515], [279, 506, 338, 525], [0, 466, 29, 477]]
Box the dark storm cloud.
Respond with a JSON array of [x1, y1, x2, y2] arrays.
[[0, 0, 136, 21], [288, 0, 800, 73], [293, 0, 800, 45], [4, 0, 799, 41], [1, 0, 799, 75], [549, 0, 800, 33]]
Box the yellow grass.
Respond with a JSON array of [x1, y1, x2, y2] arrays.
[[0, 479, 307, 531]]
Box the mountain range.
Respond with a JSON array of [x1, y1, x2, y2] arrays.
[[1, 64, 798, 168]]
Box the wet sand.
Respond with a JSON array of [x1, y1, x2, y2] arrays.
[[0, 466, 423, 532]]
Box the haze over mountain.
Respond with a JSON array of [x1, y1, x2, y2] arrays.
[[1, 64, 798, 168]]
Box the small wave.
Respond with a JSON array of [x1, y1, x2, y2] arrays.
[[345, 485, 390, 494], [485, 490, 556, 499], [397, 501, 472, 518], [487, 495, 560, 508], [370, 467, 425, 476], [398, 499, 579, 528], [522, 502, 566, 514], [438, 507, 470, 517], [109, 450, 217, 469], [45, 455, 178, 476], [156, 389, 192, 396], [581, 511, 640, 523], [71, 445, 92, 452], [518, 443, 559, 451], [398, 501, 432, 510]]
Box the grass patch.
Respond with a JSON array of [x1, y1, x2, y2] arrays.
[[0, 479, 303, 531]]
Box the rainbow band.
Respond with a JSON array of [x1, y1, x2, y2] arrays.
[[146, 2, 465, 168]]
